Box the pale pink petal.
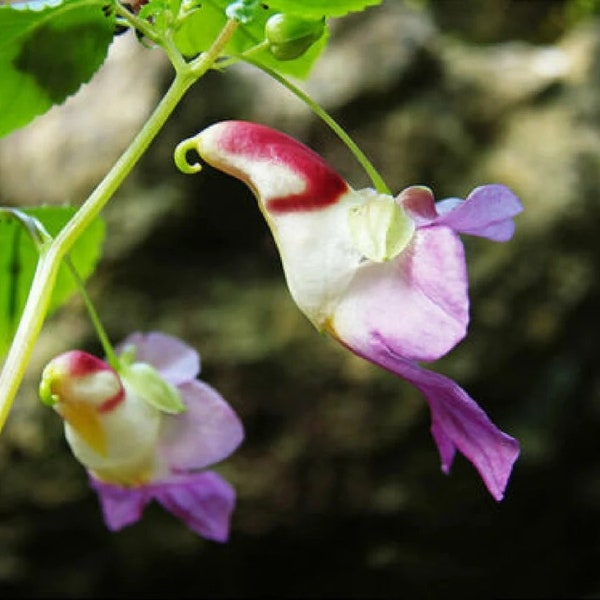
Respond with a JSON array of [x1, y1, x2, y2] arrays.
[[153, 471, 236, 542], [118, 332, 200, 385], [333, 226, 469, 362], [157, 380, 244, 472], [89, 475, 152, 531], [349, 332, 520, 501], [433, 184, 523, 242]]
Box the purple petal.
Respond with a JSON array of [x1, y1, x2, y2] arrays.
[[433, 184, 523, 242], [354, 333, 520, 501], [89, 471, 236, 541], [89, 475, 152, 531], [332, 226, 469, 362], [118, 332, 200, 385], [152, 471, 236, 542], [157, 380, 244, 472]]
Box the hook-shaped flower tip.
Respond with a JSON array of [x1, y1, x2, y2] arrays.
[[174, 137, 203, 175]]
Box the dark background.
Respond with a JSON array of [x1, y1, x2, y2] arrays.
[[2, 1, 600, 598]]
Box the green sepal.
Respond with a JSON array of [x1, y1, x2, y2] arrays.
[[119, 360, 187, 415], [348, 194, 415, 262]]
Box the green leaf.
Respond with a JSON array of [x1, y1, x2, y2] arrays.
[[261, 0, 382, 18], [0, 206, 105, 358], [174, 0, 328, 78], [0, 0, 115, 138]]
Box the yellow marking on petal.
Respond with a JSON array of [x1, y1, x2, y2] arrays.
[[58, 402, 107, 456], [89, 446, 158, 486], [320, 316, 338, 338], [90, 465, 152, 487]]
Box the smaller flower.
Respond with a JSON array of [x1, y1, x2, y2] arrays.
[[40, 332, 244, 541]]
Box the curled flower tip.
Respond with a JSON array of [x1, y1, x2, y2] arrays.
[[174, 137, 203, 174]]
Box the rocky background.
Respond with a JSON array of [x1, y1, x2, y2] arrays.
[[2, 0, 600, 597]]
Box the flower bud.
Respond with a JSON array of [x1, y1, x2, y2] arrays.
[[265, 13, 325, 61], [39, 350, 162, 483]]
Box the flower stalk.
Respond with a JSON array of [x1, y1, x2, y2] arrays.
[[240, 54, 391, 195]]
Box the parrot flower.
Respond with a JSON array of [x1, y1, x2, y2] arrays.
[[179, 120, 523, 501], [39, 332, 244, 541]]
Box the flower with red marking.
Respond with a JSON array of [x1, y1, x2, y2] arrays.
[[39, 332, 244, 541], [182, 120, 523, 501]]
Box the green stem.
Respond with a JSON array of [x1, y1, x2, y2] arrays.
[[114, 3, 162, 46], [65, 257, 119, 368], [241, 55, 392, 195], [0, 18, 239, 434]]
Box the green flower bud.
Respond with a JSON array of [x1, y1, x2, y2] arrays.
[[265, 13, 325, 61]]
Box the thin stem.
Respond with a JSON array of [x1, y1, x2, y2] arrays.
[[114, 3, 188, 71], [241, 55, 392, 195], [64, 257, 119, 368], [0, 19, 240, 433], [0, 208, 51, 246], [52, 73, 193, 255], [114, 3, 162, 46], [188, 18, 239, 75]]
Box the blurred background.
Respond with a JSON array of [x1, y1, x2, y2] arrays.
[[2, 0, 600, 597]]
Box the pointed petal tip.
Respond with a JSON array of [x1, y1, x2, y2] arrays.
[[436, 432, 519, 502], [487, 435, 520, 502], [360, 335, 521, 503]]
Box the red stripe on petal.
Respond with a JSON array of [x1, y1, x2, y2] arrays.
[[97, 388, 125, 414], [67, 351, 113, 377], [217, 121, 349, 214], [266, 164, 348, 214]]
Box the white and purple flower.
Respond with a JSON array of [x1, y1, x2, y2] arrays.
[[39, 332, 244, 541], [182, 120, 523, 501]]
